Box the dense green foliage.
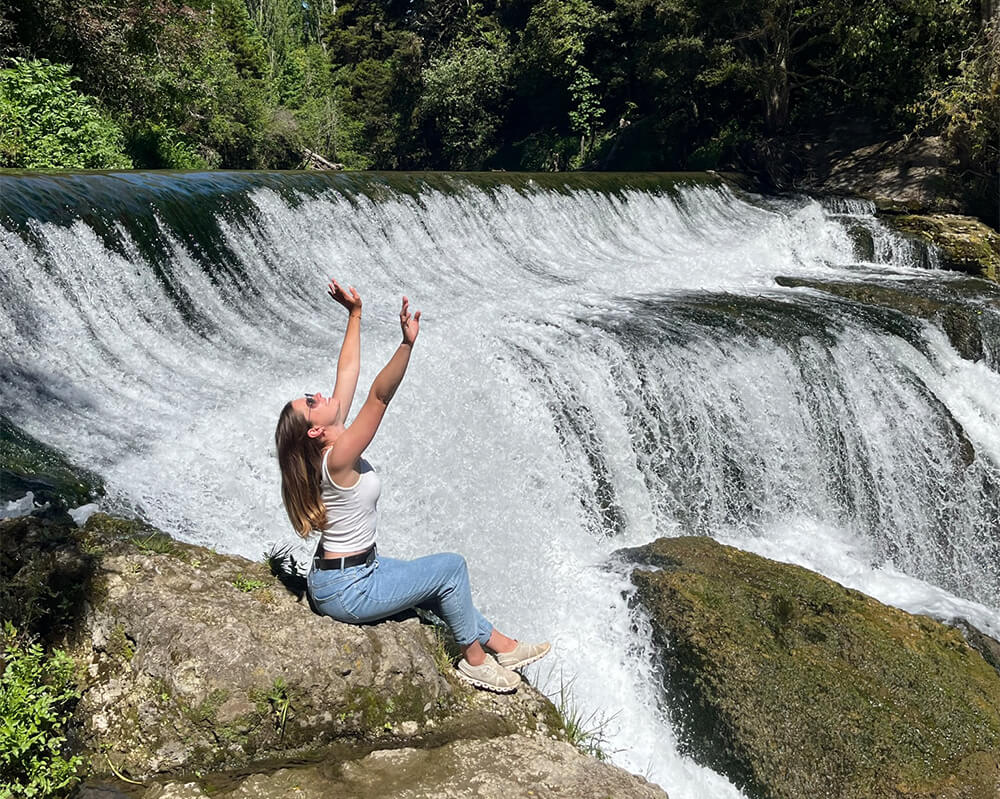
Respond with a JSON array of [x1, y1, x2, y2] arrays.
[[914, 18, 999, 208], [0, 624, 82, 798], [0, 0, 994, 185], [0, 59, 131, 168]]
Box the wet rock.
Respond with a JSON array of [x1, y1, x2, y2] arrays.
[[948, 617, 1000, 677], [775, 273, 1000, 366], [884, 214, 1000, 282], [0, 514, 99, 641], [0, 414, 104, 517], [620, 536, 1000, 799], [139, 734, 668, 799], [64, 514, 563, 780]]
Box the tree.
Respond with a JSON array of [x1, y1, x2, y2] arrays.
[[418, 36, 511, 169], [517, 0, 610, 162]]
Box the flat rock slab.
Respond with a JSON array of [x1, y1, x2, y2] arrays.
[[620, 536, 1000, 799], [138, 734, 669, 799]]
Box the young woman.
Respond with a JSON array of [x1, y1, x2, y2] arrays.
[[274, 280, 549, 693]]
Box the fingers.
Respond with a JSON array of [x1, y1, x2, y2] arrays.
[[327, 280, 362, 310]]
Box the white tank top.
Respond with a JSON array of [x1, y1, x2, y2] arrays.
[[319, 453, 381, 554]]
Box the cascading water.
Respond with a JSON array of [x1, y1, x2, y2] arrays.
[[2, 171, 999, 797]]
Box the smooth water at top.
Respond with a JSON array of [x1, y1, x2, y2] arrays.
[[2, 172, 999, 797]]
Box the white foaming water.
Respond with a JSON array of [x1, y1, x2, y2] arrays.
[[2, 175, 999, 797]]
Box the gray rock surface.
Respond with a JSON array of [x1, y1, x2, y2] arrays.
[[796, 134, 965, 215], [140, 734, 668, 799], [68, 515, 561, 779]]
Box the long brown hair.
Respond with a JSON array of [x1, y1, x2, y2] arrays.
[[275, 401, 326, 536]]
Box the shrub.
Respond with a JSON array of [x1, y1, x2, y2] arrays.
[[0, 58, 132, 169], [0, 623, 83, 798]]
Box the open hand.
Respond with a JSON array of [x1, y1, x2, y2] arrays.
[[327, 279, 362, 314], [400, 296, 421, 346]]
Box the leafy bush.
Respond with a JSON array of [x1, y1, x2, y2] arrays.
[[916, 19, 999, 182], [127, 123, 207, 170], [0, 58, 132, 169], [0, 623, 83, 798]]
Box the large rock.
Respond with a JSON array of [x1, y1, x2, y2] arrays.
[[3, 508, 667, 798], [134, 734, 667, 799], [884, 214, 1000, 282], [805, 136, 965, 215], [620, 536, 1000, 799], [64, 514, 562, 779]]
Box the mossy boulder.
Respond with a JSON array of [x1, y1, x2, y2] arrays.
[[620, 536, 1000, 799], [5, 508, 662, 797], [0, 414, 103, 514], [885, 214, 1000, 282]]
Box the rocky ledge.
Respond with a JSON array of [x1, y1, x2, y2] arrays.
[[750, 128, 999, 282], [883, 214, 1000, 283], [1, 509, 666, 798], [620, 537, 1000, 799]]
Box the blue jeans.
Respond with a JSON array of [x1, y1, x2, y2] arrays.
[[307, 551, 494, 647]]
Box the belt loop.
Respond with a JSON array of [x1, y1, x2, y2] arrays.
[[339, 556, 346, 569]]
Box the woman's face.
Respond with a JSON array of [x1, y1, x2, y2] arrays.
[[294, 391, 343, 434]]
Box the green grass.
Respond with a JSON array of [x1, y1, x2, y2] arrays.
[[232, 573, 269, 593], [266, 678, 291, 740], [130, 532, 177, 555], [545, 668, 619, 761]]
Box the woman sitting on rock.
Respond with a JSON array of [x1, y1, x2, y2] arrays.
[[274, 280, 549, 693]]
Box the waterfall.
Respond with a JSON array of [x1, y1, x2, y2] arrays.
[[3, 171, 999, 797]]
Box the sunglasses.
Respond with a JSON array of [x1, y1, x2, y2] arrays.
[[304, 393, 318, 420]]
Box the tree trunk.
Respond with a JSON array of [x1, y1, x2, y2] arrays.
[[762, 34, 790, 133]]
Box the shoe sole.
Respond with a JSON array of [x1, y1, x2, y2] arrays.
[[497, 644, 552, 671], [454, 669, 519, 693]]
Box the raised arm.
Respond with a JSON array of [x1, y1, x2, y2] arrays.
[[328, 279, 362, 425], [326, 297, 420, 478]]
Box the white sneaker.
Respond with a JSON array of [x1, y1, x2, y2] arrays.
[[495, 640, 551, 670], [455, 654, 521, 693]]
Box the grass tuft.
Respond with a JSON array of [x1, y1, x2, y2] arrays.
[[262, 544, 307, 600], [232, 573, 269, 593], [130, 532, 177, 555], [545, 668, 620, 761]]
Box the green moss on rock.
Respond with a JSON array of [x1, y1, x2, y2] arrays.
[[0, 414, 104, 511], [886, 214, 1000, 281], [775, 274, 1000, 367], [622, 536, 1000, 799]]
